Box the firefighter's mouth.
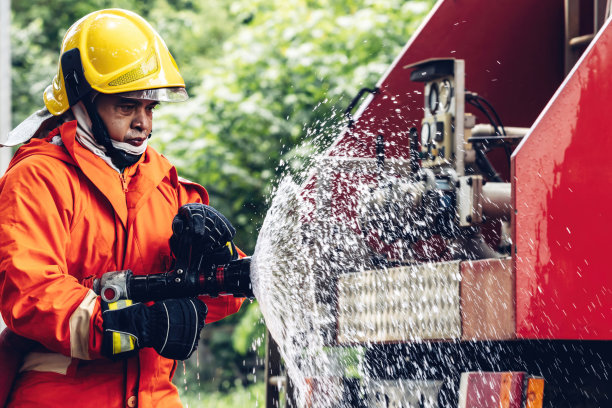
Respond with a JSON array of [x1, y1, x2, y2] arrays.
[[126, 138, 146, 146]]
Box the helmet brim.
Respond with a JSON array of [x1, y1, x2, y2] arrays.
[[117, 87, 189, 102]]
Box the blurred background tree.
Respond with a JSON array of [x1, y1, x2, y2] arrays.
[[10, 0, 433, 405]]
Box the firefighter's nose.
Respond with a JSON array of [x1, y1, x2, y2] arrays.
[[132, 107, 152, 134]]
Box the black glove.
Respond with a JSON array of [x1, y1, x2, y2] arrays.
[[102, 297, 207, 360], [170, 203, 238, 270]]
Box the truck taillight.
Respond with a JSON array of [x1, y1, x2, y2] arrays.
[[458, 372, 545, 408], [525, 377, 544, 408]]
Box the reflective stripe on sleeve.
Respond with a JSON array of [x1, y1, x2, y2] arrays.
[[69, 289, 98, 360], [108, 299, 136, 355], [20, 352, 72, 375]]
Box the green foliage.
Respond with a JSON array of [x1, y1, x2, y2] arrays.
[[179, 382, 265, 408], [177, 301, 265, 395], [232, 302, 266, 358]]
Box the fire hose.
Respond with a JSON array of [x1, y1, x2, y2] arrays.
[[93, 256, 253, 303]]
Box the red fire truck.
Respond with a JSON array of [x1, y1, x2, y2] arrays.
[[265, 0, 612, 406]]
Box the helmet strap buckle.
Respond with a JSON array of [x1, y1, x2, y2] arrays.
[[61, 48, 93, 106]]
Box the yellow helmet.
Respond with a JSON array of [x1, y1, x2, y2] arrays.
[[44, 9, 188, 116]]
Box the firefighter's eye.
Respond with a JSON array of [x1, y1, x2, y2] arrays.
[[117, 104, 136, 113], [146, 103, 160, 112]]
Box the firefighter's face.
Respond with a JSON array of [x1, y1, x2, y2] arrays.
[[95, 93, 158, 146]]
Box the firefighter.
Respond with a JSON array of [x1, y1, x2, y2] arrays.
[[0, 9, 245, 407]]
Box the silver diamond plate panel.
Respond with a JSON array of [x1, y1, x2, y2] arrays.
[[337, 261, 461, 343]]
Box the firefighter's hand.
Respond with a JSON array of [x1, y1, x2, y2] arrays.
[[102, 298, 207, 360], [170, 203, 238, 268]]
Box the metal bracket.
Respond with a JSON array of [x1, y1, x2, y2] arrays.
[[456, 175, 483, 227]]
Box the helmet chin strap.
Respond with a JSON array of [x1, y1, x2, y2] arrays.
[[81, 97, 142, 170], [60, 49, 145, 170]]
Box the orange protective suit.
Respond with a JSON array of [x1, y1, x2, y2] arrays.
[[0, 120, 244, 407]]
